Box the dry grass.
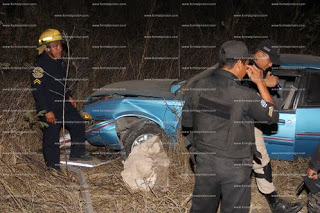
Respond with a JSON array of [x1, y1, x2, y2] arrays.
[[0, 81, 84, 213], [81, 132, 194, 213], [251, 158, 309, 213], [0, 62, 312, 213], [1, 1, 319, 212], [0, 157, 83, 212], [79, 141, 311, 213], [0, 100, 310, 213], [82, 137, 311, 213]]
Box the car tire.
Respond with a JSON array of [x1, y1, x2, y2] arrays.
[[122, 121, 164, 159]]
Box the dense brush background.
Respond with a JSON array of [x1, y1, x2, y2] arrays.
[[0, 0, 320, 212]]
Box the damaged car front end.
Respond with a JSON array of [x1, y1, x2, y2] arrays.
[[80, 79, 185, 157]]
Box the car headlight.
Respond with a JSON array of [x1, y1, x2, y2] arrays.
[[80, 111, 92, 120]]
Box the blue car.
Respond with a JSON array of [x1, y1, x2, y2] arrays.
[[80, 54, 320, 160]]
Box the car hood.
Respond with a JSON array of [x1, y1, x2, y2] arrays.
[[90, 79, 180, 98]]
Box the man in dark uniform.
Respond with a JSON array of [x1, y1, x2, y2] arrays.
[[31, 29, 92, 171], [306, 143, 320, 212], [308, 145, 320, 180], [243, 40, 303, 212], [182, 40, 279, 212]]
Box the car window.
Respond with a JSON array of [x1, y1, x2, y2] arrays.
[[305, 72, 320, 106], [269, 75, 299, 111]]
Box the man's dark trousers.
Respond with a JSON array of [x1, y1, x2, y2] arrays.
[[41, 105, 86, 168], [191, 153, 252, 213]]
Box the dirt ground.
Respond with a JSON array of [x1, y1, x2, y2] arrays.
[[71, 145, 310, 213], [0, 139, 311, 213]]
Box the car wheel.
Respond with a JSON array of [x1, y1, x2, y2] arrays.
[[122, 121, 164, 158]]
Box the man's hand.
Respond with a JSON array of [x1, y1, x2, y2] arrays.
[[45, 111, 56, 124], [247, 65, 276, 105], [307, 167, 318, 180], [265, 71, 279, 87], [246, 65, 264, 85], [69, 96, 77, 108]]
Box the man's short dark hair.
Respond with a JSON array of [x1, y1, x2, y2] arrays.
[[219, 57, 246, 69]]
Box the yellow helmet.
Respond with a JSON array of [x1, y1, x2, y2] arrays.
[[37, 29, 63, 55]]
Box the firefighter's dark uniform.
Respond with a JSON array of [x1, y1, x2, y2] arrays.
[[31, 52, 86, 169], [182, 68, 279, 212]]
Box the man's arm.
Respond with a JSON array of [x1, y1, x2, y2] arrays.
[[246, 65, 279, 124], [265, 71, 280, 88], [31, 67, 56, 124], [64, 72, 76, 108], [308, 142, 320, 179], [256, 81, 275, 105], [181, 80, 200, 137], [31, 67, 50, 112], [69, 96, 77, 108], [181, 90, 194, 136], [246, 91, 279, 124], [247, 65, 275, 105]]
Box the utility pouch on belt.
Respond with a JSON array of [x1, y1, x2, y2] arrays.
[[186, 144, 197, 173]]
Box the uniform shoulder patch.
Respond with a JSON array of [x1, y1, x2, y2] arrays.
[[268, 106, 274, 117], [33, 79, 41, 84], [32, 67, 44, 78], [260, 99, 267, 108]]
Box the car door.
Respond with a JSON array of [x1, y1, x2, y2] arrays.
[[263, 72, 301, 160], [294, 70, 320, 158]]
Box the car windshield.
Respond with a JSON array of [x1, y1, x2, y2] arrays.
[[170, 80, 186, 94]]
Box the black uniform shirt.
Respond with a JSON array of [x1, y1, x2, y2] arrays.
[[31, 52, 72, 115], [181, 69, 279, 158]]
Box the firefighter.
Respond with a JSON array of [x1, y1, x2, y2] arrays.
[[31, 29, 92, 172]]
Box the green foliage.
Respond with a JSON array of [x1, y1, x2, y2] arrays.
[[24, 110, 49, 129], [39, 121, 49, 129], [36, 110, 47, 118]]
